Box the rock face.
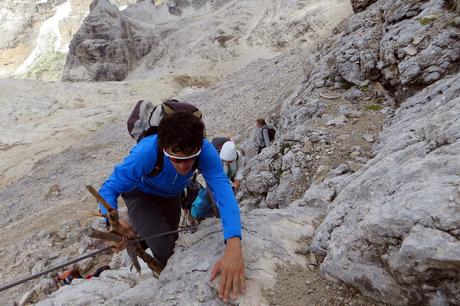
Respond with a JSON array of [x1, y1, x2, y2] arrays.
[[62, 0, 158, 81], [336, 0, 460, 92], [0, 0, 137, 80], [311, 74, 460, 305], [237, 0, 460, 304], [0, 0, 68, 79], [62, 0, 353, 81], [1, 2, 353, 304], [37, 207, 318, 305], [350, 0, 378, 13], [166, 0, 228, 15]]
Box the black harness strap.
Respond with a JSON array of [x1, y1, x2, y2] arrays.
[[149, 146, 165, 177]]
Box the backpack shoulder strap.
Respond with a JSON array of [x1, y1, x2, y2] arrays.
[[149, 145, 164, 177], [260, 127, 267, 138]]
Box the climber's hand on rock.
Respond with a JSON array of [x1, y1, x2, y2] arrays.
[[210, 237, 245, 302]]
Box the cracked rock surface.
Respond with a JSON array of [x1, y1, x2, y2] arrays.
[[311, 73, 460, 306]]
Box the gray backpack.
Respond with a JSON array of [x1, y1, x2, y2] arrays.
[[127, 99, 203, 176], [127, 99, 202, 142]]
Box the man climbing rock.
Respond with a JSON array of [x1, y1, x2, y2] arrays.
[[98, 110, 245, 302]]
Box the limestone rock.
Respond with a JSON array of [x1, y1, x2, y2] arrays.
[[37, 269, 144, 306], [363, 133, 375, 142], [326, 115, 348, 126], [2, 1, 460, 306], [0, 0, 86, 79], [31, 261, 46, 275], [403, 45, 417, 56], [351, 0, 378, 13], [311, 74, 460, 305], [44, 184, 61, 199], [38, 207, 318, 305], [18, 289, 37, 306], [293, 182, 336, 208], [333, 0, 460, 91], [312, 165, 331, 185], [37, 278, 57, 296], [62, 0, 158, 81]]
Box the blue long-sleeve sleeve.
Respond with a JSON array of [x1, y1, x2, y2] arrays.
[[98, 138, 157, 214], [199, 142, 242, 241]]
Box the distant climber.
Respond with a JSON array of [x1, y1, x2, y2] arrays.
[[211, 136, 231, 153], [183, 138, 244, 225], [98, 101, 245, 302], [220, 141, 245, 191], [255, 118, 276, 154]]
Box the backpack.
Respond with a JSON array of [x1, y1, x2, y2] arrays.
[[261, 126, 276, 148], [211, 137, 231, 153], [127, 99, 202, 142], [127, 99, 202, 176], [264, 126, 276, 142]]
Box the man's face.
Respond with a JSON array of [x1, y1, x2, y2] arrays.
[[163, 147, 201, 175]]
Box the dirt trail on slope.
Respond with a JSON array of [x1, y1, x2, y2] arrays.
[[266, 263, 388, 306]]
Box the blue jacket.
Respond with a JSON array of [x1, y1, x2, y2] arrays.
[[98, 135, 242, 240]]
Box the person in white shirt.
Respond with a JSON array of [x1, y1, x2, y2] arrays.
[[219, 141, 245, 191]]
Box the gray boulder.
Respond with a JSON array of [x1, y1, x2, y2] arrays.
[[62, 0, 158, 81]]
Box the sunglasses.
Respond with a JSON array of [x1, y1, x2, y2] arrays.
[[163, 149, 201, 163]]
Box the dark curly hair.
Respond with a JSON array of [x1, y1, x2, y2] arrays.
[[158, 111, 205, 155]]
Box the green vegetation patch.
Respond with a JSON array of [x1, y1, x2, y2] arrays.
[[365, 104, 383, 111], [447, 20, 457, 27], [418, 16, 437, 26], [446, 0, 459, 13], [22, 51, 66, 80], [280, 142, 292, 155], [275, 168, 283, 180], [340, 79, 354, 90]]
